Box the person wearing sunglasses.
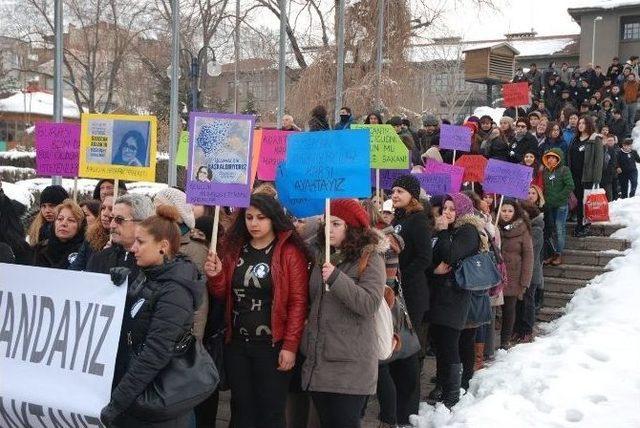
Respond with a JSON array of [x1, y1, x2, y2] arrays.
[[113, 130, 146, 167], [508, 117, 538, 164]]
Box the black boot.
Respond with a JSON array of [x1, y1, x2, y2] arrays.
[[441, 363, 462, 409], [427, 359, 443, 402]]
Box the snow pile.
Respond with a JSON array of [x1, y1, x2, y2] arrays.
[[569, 0, 640, 10], [0, 150, 36, 160], [0, 91, 80, 119], [2, 178, 168, 209], [411, 196, 640, 428], [472, 106, 505, 124]]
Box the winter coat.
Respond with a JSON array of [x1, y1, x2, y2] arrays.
[[542, 148, 575, 208], [69, 222, 109, 271], [32, 228, 85, 269], [300, 244, 385, 395], [308, 116, 330, 131], [179, 233, 209, 341], [623, 80, 640, 104], [562, 126, 576, 148], [530, 214, 544, 287], [393, 208, 432, 325], [568, 133, 604, 184], [87, 243, 140, 279], [597, 107, 614, 129], [485, 133, 511, 161], [499, 219, 534, 298], [109, 256, 203, 420], [428, 215, 482, 330], [601, 145, 620, 185], [334, 115, 354, 130], [539, 137, 569, 160], [508, 132, 538, 163], [609, 118, 626, 142], [208, 230, 309, 353], [0, 189, 31, 265]]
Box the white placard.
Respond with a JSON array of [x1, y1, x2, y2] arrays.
[[0, 263, 126, 427]]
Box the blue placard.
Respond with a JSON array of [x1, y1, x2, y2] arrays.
[[275, 163, 325, 218], [284, 129, 371, 199]]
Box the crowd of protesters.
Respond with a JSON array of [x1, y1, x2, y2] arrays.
[[0, 55, 639, 428]]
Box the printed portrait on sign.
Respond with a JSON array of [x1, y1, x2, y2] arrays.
[[191, 116, 251, 185], [111, 120, 151, 167]]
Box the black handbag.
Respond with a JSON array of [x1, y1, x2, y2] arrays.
[[384, 285, 421, 363], [129, 331, 220, 421]]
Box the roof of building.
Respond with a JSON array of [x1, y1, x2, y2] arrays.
[[0, 91, 81, 119], [568, 0, 640, 12], [409, 34, 579, 62]]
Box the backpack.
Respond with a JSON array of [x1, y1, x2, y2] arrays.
[[357, 252, 394, 361]]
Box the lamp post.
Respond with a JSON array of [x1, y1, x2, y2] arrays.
[[592, 16, 603, 66], [179, 47, 222, 112]]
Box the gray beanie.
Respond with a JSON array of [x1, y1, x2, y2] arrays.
[[153, 187, 195, 229]]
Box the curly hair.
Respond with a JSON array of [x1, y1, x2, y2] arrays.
[[317, 222, 379, 263]]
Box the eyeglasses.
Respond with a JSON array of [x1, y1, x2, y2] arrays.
[[122, 143, 137, 151], [109, 215, 138, 225]]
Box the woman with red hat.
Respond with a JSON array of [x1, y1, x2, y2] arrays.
[[300, 199, 386, 428], [205, 194, 310, 428]]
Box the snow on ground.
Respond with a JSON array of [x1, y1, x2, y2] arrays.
[[411, 196, 640, 428], [2, 178, 168, 209]]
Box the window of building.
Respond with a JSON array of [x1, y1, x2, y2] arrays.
[[621, 16, 640, 41]]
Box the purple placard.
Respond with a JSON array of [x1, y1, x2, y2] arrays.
[[424, 159, 464, 192], [482, 158, 533, 199], [439, 124, 472, 152], [372, 168, 411, 190], [186, 112, 255, 207], [412, 172, 451, 196], [35, 122, 80, 177]]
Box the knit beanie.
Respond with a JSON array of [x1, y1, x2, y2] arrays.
[[448, 192, 475, 218], [153, 187, 195, 229], [391, 174, 421, 200], [330, 199, 370, 228], [40, 185, 69, 206]]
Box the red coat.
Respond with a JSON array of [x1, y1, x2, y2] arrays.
[[207, 230, 309, 352]]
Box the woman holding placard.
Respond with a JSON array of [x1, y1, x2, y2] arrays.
[[205, 194, 309, 428], [32, 199, 86, 269], [300, 199, 385, 428]]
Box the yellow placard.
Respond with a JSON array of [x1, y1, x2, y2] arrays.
[[79, 113, 158, 182]]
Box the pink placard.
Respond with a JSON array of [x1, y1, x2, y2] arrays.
[[35, 122, 81, 177], [424, 158, 464, 193], [257, 129, 291, 181]]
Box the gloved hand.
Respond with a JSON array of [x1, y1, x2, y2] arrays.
[[110, 267, 131, 286], [99, 402, 121, 427]]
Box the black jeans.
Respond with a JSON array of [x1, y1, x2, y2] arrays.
[[430, 324, 462, 365], [310, 392, 367, 428], [225, 340, 291, 428], [515, 283, 539, 336], [619, 170, 638, 198], [501, 296, 518, 347], [194, 389, 219, 428], [376, 353, 420, 425], [459, 328, 476, 390]]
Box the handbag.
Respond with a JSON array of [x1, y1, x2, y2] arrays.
[[383, 284, 421, 363], [454, 251, 502, 291], [129, 332, 220, 421]]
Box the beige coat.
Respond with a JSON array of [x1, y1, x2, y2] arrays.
[[179, 233, 209, 340]]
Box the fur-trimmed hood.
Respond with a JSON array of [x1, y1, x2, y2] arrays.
[[454, 213, 490, 252], [85, 222, 109, 252]]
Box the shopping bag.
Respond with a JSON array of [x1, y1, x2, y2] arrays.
[[583, 187, 609, 223]]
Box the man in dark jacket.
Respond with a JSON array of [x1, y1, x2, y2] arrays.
[[602, 135, 621, 201], [616, 138, 640, 198], [526, 63, 543, 98], [609, 109, 627, 142], [414, 114, 440, 166], [86, 193, 155, 388]]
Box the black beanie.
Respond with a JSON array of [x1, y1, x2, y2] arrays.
[[40, 185, 69, 206], [392, 174, 421, 200]]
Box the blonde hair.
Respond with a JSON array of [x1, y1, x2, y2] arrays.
[[55, 199, 86, 223]]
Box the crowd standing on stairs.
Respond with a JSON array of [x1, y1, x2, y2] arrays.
[[0, 54, 639, 428]]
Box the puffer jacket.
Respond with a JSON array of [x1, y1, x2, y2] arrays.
[[208, 230, 309, 353], [428, 214, 482, 330], [542, 148, 574, 208], [110, 256, 203, 418], [301, 243, 385, 395], [499, 219, 534, 298]]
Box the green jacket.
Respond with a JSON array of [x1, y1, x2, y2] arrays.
[[542, 148, 575, 208]]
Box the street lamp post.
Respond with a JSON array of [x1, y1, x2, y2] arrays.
[[180, 46, 222, 112], [592, 16, 603, 66]]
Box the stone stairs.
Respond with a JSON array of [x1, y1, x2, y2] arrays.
[[538, 222, 630, 322]]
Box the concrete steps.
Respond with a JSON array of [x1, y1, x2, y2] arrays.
[[539, 223, 628, 322]]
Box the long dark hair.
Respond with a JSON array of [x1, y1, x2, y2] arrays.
[[498, 198, 531, 232], [317, 222, 379, 263], [224, 194, 311, 260], [578, 115, 596, 137]]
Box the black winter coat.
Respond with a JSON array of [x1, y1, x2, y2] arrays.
[[393, 209, 432, 325], [508, 133, 538, 163], [32, 230, 85, 269], [428, 223, 480, 330], [110, 256, 203, 420]]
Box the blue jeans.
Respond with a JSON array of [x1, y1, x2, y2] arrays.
[[625, 102, 638, 134], [545, 205, 568, 254]]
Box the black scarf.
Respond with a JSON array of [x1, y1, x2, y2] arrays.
[[43, 228, 85, 268]]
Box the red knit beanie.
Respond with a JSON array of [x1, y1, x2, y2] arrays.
[[330, 199, 370, 228]]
